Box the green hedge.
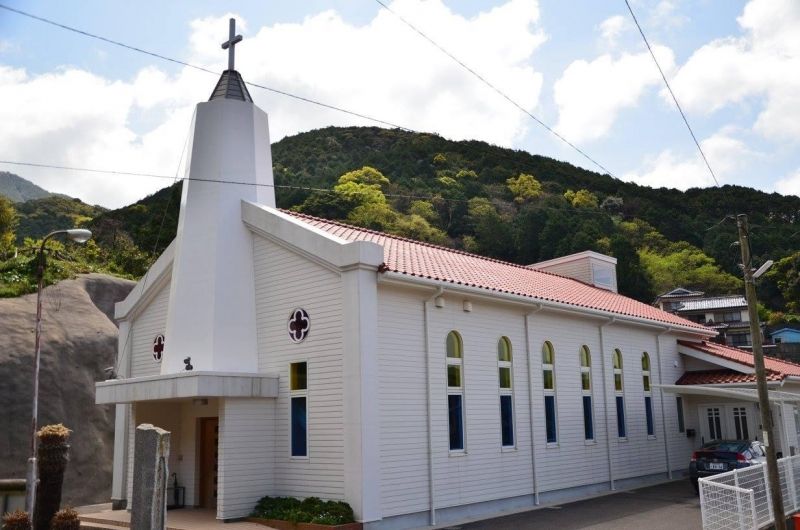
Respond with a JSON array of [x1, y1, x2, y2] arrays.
[[251, 496, 355, 525]]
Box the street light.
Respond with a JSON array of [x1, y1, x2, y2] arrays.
[[25, 228, 92, 517]]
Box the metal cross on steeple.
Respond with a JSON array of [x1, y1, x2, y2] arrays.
[[221, 18, 243, 71]]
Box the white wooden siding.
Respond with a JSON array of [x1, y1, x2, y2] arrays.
[[253, 235, 345, 500], [218, 398, 275, 519], [129, 283, 170, 378], [376, 287, 695, 515], [377, 287, 535, 514], [601, 325, 667, 481]]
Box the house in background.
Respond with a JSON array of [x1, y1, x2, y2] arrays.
[[653, 287, 705, 312], [772, 328, 800, 345], [770, 328, 800, 363], [654, 289, 754, 348]]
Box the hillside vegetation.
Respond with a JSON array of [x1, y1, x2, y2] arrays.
[[2, 127, 798, 323]]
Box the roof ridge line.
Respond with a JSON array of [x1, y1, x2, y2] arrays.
[[283, 209, 630, 293]]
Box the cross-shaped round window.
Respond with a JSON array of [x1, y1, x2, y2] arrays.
[[288, 308, 310, 343], [152, 334, 165, 362]]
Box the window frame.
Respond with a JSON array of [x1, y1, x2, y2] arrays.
[[677, 396, 685, 433], [542, 341, 558, 446], [289, 361, 309, 459], [446, 331, 466, 453], [498, 336, 515, 449], [613, 349, 627, 440], [642, 352, 655, 438], [580, 345, 595, 443]]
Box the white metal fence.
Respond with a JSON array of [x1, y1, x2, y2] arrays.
[[699, 455, 800, 529]]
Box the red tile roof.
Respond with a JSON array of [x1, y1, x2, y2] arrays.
[[676, 369, 783, 385], [287, 211, 710, 331], [678, 340, 800, 378]]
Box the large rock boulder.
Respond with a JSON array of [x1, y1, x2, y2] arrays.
[[0, 273, 135, 506]]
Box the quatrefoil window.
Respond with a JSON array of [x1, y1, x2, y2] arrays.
[[288, 308, 310, 343]]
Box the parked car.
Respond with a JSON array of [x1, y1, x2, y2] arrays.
[[690, 440, 767, 493]]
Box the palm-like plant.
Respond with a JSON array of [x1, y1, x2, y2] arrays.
[[33, 424, 71, 530]]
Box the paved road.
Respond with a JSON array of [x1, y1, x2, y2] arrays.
[[450, 479, 701, 530]]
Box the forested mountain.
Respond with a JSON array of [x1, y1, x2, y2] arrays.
[[2, 127, 799, 321], [0, 171, 52, 202]]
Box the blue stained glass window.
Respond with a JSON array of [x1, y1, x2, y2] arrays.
[[583, 395, 594, 440], [291, 396, 307, 457], [448, 394, 464, 450], [545, 395, 557, 443], [500, 395, 514, 447], [616, 396, 626, 438], [645, 396, 654, 436]]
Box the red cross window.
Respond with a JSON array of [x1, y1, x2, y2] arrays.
[[288, 308, 310, 343], [153, 334, 165, 362]]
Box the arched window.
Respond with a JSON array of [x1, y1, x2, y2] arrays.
[[446, 331, 465, 451], [642, 352, 654, 437], [498, 337, 514, 447], [613, 349, 626, 438], [542, 341, 557, 444], [580, 346, 594, 441]]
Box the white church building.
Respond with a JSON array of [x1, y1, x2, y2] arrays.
[[95, 25, 800, 529]]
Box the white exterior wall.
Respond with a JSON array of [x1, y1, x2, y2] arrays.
[[375, 286, 695, 518], [600, 324, 667, 481], [218, 398, 275, 519], [658, 336, 696, 472], [426, 296, 533, 509], [536, 260, 592, 285], [253, 235, 346, 499], [376, 285, 431, 516], [129, 282, 170, 378], [527, 311, 611, 491]]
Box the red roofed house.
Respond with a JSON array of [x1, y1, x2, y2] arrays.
[[94, 60, 800, 529]]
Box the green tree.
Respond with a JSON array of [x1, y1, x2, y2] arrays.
[[564, 189, 599, 208], [0, 195, 18, 258], [639, 246, 742, 295], [506, 173, 543, 203]]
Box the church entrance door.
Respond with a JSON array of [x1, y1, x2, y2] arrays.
[[199, 417, 219, 509]]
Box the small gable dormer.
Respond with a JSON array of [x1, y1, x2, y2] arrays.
[[528, 250, 618, 292]]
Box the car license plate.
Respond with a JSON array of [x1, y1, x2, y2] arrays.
[[709, 463, 724, 471]]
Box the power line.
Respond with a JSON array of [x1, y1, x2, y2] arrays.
[[623, 0, 719, 186], [371, 0, 615, 177], [0, 158, 620, 215], [0, 3, 411, 131]]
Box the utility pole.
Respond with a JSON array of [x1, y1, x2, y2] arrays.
[[737, 213, 786, 530]]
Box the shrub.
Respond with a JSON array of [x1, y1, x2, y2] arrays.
[[251, 496, 355, 525], [50, 508, 80, 530], [2, 510, 31, 530]]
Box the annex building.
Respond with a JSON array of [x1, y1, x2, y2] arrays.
[[95, 43, 800, 529]]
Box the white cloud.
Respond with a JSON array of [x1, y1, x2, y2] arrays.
[[599, 15, 628, 47], [649, 1, 688, 30], [623, 130, 753, 190], [0, 0, 547, 207], [775, 169, 800, 197], [669, 0, 800, 141], [553, 45, 675, 143]]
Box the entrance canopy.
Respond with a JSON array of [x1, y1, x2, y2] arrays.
[[95, 371, 278, 404], [656, 384, 800, 404]]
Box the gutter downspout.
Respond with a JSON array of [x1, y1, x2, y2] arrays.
[[656, 327, 673, 479], [599, 317, 616, 491], [423, 286, 444, 526], [525, 306, 544, 505]]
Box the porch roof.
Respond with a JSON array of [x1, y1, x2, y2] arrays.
[[95, 371, 278, 404], [656, 384, 800, 403]]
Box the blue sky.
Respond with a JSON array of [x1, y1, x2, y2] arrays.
[[0, 0, 798, 207]]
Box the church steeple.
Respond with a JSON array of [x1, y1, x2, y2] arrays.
[[208, 18, 253, 102], [162, 16, 274, 374]]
